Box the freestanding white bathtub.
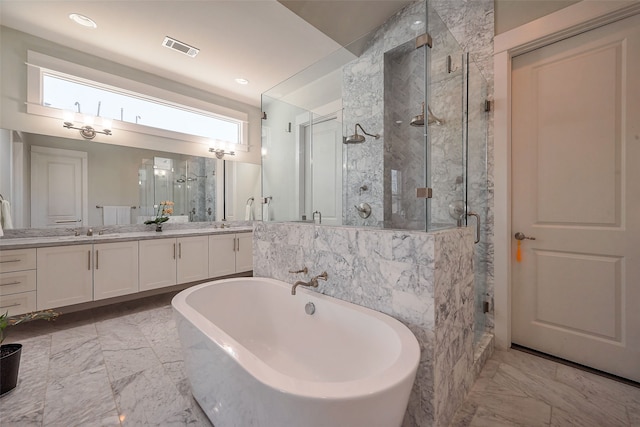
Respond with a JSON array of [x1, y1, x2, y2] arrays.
[[172, 277, 420, 427]]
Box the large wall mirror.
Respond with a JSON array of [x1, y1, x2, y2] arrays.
[[1, 130, 261, 229]]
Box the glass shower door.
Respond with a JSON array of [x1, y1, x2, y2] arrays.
[[465, 53, 490, 344], [425, 4, 465, 231]]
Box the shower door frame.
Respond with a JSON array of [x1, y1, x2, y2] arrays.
[[493, 0, 640, 350]]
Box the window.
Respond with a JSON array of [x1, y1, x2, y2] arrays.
[[27, 51, 248, 149]]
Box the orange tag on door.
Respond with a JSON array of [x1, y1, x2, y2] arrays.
[[516, 240, 522, 262]]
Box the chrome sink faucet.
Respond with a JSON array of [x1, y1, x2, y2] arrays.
[[291, 271, 328, 295], [86, 228, 93, 236]]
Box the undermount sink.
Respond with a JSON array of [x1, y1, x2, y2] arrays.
[[56, 235, 90, 240], [56, 234, 120, 240]]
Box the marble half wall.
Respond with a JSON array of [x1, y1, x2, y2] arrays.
[[254, 222, 477, 426]]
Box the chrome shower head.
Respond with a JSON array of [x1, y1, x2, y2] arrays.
[[410, 103, 444, 127], [344, 123, 379, 144], [345, 133, 366, 144], [410, 103, 425, 127]]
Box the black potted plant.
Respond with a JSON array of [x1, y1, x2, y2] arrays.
[[0, 309, 59, 396]]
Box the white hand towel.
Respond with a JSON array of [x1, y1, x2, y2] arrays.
[[102, 206, 118, 225], [262, 202, 270, 222], [244, 204, 252, 221], [0, 219, 4, 237], [1, 200, 13, 230], [116, 206, 131, 225]]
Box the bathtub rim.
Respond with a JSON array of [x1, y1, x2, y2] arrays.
[[172, 276, 421, 400]]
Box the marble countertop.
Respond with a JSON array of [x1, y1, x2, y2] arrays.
[[0, 226, 253, 250]]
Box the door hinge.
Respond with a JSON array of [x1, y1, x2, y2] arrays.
[[416, 188, 433, 199]]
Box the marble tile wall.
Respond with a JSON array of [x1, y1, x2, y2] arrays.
[[254, 221, 477, 426], [383, 40, 427, 230], [342, 1, 427, 227]]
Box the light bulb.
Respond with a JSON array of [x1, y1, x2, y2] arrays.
[[63, 110, 75, 123], [101, 117, 112, 130]]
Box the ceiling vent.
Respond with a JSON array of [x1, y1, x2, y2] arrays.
[[162, 36, 199, 58]]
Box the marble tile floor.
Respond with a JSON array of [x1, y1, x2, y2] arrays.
[[0, 291, 213, 426], [451, 347, 640, 427], [2, 291, 638, 427]]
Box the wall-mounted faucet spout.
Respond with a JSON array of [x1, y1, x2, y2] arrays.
[[291, 271, 328, 295]]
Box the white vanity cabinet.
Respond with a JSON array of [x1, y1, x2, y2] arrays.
[[4, 229, 252, 312], [37, 242, 139, 309], [209, 234, 236, 278], [0, 248, 37, 316], [93, 241, 139, 300], [37, 244, 94, 310], [176, 236, 209, 284], [139, 236, 209, 291], [236, 233, 253, 273], [139, 238, 177, 291], [209, 233, 253, 278]]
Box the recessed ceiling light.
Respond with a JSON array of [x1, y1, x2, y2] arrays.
[[69, 13, 97, 29], [235, 78, 249, 85]]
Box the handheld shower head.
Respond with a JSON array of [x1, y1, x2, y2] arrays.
[[344, 123, 379, 144]]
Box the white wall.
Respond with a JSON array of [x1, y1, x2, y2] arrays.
[[0, 26, 262, 165], [494, 0, 580, 34], [225, 162, 262, 221], [0, 129, 11, 202]]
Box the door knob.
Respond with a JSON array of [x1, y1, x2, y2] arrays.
[[514, 232, 536, 241]]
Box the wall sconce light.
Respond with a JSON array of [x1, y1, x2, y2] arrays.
[[209, 147, 236, 159], [63, 112, 112, 140]]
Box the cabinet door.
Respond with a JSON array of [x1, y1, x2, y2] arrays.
[[235, 233, 253, 273], [37, 244, 93, 310], [209, 234, 236, 278], [94, 241, 139, 300], [177, 236, 209, 284], [139, 238, 177, 291]]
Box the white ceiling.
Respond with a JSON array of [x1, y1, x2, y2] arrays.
[[0, 0, 412, 107]]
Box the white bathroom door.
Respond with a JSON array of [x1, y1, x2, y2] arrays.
[[511, 13, 640, 381], [31, 146, 88, 228]]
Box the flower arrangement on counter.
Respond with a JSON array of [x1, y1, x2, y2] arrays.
[[144, 200, 174, 225]]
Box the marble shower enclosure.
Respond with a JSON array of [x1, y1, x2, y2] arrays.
[[342, 0, 495, 334], [254, 222, 479, 427]]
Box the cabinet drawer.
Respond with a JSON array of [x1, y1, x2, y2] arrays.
[[0, 291, 37, 316], [0, 270, 37, 296], [0, 248, 37, 273]]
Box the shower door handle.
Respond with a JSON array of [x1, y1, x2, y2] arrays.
[[467, 212, 480, 244]]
